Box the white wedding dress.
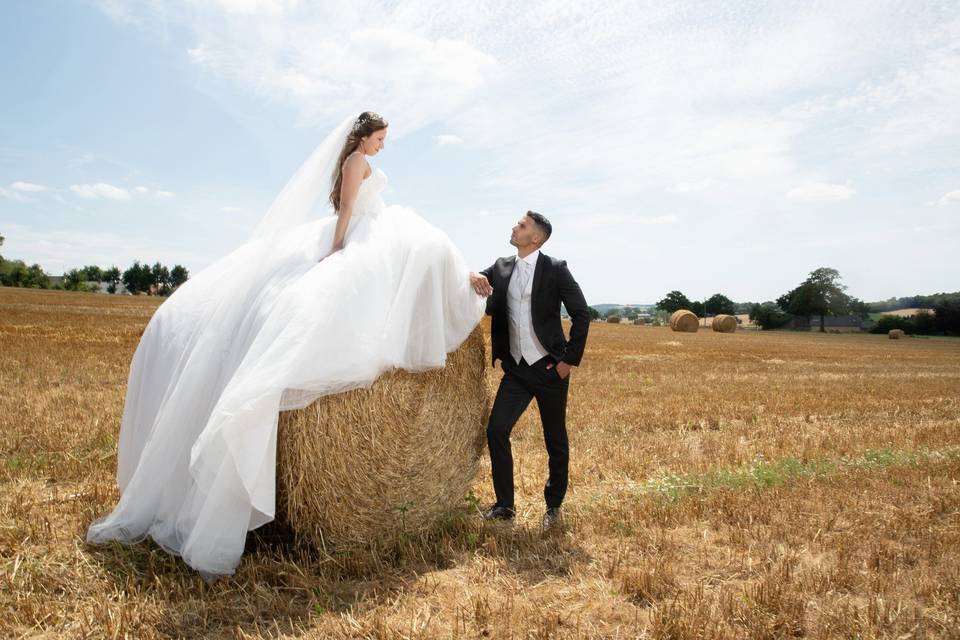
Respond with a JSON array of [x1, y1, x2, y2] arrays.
[[87, 121, 486, 579]]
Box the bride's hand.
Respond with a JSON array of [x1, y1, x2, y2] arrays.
[[319, 242, 344, 262]]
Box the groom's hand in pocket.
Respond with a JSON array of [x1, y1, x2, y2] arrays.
[[546, 361, 572, 379], [470, 272, 493, 297]]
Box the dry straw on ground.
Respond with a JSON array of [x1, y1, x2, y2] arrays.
[[3, 288, 960, 639], [711, 314, 737, 333], [890, 328, 905, 339], [276, 327, 489, 554], [670, 309, 699, 332]]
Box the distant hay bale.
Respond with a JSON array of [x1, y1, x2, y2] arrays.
[[670, 309, 699, 333], [275, 326, 489, 553], [712, 314, 737, 333], [888, 329, 905, 339]]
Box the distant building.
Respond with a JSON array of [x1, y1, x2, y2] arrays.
[[789, 315, 865, 332], [89, 281, 131, 295]]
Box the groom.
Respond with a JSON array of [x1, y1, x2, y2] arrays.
[[470, 211, 590, 529]]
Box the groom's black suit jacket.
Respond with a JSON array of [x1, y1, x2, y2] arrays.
[[480, 253, 590, 367]]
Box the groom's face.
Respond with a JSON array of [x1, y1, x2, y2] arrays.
[[510, 216, 542, 249]]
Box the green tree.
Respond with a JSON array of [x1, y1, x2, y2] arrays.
[[690, 300, 705, 317], [913, 310, 936, 334], [704, 293, 736, 316], [62, 269, 93, 292], [588, 306, 601, 321], [848, 297, 870, 319], [777, 267, 851, 332], [79, 265, 105, 282], [934, 301, 960, 335], [151, 262, 170, 294], [170, 264, 189, 289], [656, 290, 692, 313], [749, 302, 792, 330], [104, 266, 121, 293], [0, 259, 50, 288], [123, 261, 152, 294], [870, 315, 914, 335]]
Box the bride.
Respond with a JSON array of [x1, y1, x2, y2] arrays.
[[87, 112, 487, 579]]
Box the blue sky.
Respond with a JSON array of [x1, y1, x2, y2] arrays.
[[1, 1, 958, 304]]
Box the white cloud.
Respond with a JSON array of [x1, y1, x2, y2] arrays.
[[786, 182, 856, 202], [0, 222, 206, 275], [927, 190, 960, 206], [221, 205, 242, 212], [87, 2, 960, 303], [574, 213, 678, 231], [669, 179, 715, 194], [0, 186, 31, 203], [11, 181, 49, 192], [177, 12, 498, 131], [435, 134, 463, 146], [70, 183, 132, 200], [131, 185, 175, 198]]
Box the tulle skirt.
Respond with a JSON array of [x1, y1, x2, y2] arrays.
[[86, 206, 486, 579]]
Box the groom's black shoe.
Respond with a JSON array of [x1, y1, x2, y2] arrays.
[[542, 507, 562, 531], [481, 505, 515, 521]]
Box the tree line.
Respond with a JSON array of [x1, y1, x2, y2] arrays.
[[651, 267, 959, 335], [868, 292, 960, 312], [0, 233, 189, 296]]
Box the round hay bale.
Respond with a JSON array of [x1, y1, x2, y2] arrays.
[[670, 309, 699, 333], [712, 314, 737, 333], [888, 329, 905, 339], [275, 326, 489, 553]]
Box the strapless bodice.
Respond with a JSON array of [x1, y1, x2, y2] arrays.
[[351, 167, 387, 217]]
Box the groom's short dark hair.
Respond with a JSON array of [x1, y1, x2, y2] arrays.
[[526, 210, 552, 242]]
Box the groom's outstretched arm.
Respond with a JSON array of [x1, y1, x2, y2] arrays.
[[557, 261, 590, 366], [471, 263, 496, 313]]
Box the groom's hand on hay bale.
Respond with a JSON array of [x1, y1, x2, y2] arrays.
[[470, 272, 493, 297]]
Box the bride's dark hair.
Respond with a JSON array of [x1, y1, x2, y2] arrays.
[[330, 111, 388, 211]]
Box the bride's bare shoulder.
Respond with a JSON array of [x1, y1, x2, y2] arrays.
[[342, 152, 371, 179]]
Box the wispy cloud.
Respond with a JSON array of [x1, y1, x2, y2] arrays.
[[574, 213, 678, 231], [10, 181, 49, 192], [72, 1, 960, 301], [70, 182, 132, 200], [927, 190, 960, 206], [669, 179, 715, 194], [0, 186, 32, 203], [435, 134, 463, 146], [0, 222, 206, 274], [786, 182, 856, 202], [68, 182, 174, 200]]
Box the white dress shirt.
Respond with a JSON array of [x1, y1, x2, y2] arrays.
[[507, 250, 550, 365]]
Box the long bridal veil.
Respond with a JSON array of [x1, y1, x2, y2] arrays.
[[250, 115, 353, 240], [87, 115, 486, 579]]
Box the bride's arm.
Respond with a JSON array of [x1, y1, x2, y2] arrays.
[[327, 155, 367, 256]]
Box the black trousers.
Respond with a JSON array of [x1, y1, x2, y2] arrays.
[[486, 355, 570, 509]]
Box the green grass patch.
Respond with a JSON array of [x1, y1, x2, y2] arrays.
[[636, 446, 960, 503]]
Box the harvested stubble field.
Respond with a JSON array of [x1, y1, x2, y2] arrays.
[[1, 287, 959, 639]]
